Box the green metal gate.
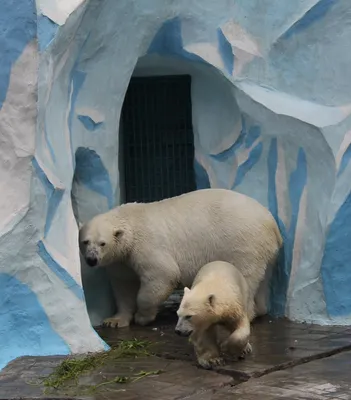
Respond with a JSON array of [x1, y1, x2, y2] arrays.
[[121, 75, 196, 203]]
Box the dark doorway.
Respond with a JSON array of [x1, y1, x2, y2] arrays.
[[120, 75, 196, 203]]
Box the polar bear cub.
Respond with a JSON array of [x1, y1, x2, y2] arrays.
[[175, 261, 254, 369], [79, 188, 282, 328]]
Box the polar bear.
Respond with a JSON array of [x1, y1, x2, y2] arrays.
[[175, 261, 254, 369], [78, 188, 282, 328]]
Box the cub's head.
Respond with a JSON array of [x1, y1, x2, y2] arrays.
[[175, 287, 217, 337], [78, 214, 131, 268]]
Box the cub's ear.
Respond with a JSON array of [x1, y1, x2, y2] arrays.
[[113, 229, 123, 239], [184, 287, 190, 294], [208, 294, 215, 307]]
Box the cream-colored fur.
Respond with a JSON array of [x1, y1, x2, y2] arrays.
[[79, 188, 282, 328], [175, 261, 254, 369]]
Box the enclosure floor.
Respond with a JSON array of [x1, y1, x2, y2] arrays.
[[1, 309, 351, 399]]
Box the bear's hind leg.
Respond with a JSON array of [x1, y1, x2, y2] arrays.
[[133, 255, 180, 326], [134, 277, 176, 326], [192, 326, 224, 369], [254, 260, 275, 317]]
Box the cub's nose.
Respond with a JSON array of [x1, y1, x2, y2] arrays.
[[86, 256, 97, 267], [175, 329, 182, 336]]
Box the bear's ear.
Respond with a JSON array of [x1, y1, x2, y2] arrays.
[[208, 294, 215, 307], [184, 287, 190, 294], [113, 229, 123, 239]]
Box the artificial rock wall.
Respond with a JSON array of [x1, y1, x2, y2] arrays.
[[1, 0, 351, 370]]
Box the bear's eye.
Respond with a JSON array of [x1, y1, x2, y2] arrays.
[[185, 315, 192, 320], [100, 242, 106, 247], [83, 240, 89, 245]]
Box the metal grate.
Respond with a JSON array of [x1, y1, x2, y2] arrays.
[[121, 75, 196, 203]]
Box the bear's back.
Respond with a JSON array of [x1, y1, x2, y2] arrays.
[[192, 261, 252, 318], [117, 189, 281, 289]]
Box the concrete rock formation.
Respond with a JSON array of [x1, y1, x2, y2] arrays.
[[1, 0, 351, 369]]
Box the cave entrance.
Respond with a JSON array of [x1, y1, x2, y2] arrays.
[[120, 75, 196, 204]]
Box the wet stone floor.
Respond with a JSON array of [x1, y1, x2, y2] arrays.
[[1, 306, 351, 400]]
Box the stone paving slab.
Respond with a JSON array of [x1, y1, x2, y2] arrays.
[[0, 355, 232, 400], [2, 350, 351, 400], [207, 350, 351, 400]]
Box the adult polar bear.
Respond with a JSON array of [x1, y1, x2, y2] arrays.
[[79, 189, 283, 328]]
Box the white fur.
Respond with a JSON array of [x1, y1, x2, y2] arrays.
[[176, 261, 254, 369], [79, 188, 282, 328]]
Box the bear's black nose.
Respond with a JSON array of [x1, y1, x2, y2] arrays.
[[175, 329, 191, 337], [86, 256, 97, 267]]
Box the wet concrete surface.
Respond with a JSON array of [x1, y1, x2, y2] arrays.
[[211, 351, 351, 400], [1, 308, 351, 399], [98, 311, 351, 381]]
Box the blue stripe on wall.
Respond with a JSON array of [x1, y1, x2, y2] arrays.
[[321, 190, 351, 316], [43, 123, 57, 163], [37, 14, 58, 51], [69, 70, 86, 132], [194, 159, 211, 189], [267, 138, 287, 315], [0, 273, 69, 370], [32, 157, 64, 236], [217, 28, 234, 75], [282, 0, 337, 40], [68, 69, 87, 166], [0, 0, 36, 109], [78, 115, 103, 131], [74, 147, 114, 209], [208, 118, 263, 190], [267, 139, 278, 218], [267, 140, 307, 315], [288, 148, 307, 241], [37, 240, 85, 301], [147, 17, 205, 64], [233, 142, 263, 188], [245, 126, 261, 148], [337, 143, 351, 177], [210, 116, 247, 163]]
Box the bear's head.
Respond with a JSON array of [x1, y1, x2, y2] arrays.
[[175, 287, 217, 337], [79, 213, 132, 268]]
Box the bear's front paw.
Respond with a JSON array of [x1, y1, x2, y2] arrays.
[[197, 357, 225, 370], [239, 342, 252, 359], [102, 316, 131, 329], [134, 311, 156, 326]]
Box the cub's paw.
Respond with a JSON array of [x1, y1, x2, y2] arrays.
[[102, 316, 131, 329], [197, 357, 225, 370], [239, 342, 252, 359]]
